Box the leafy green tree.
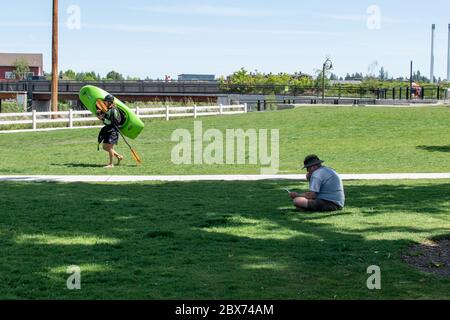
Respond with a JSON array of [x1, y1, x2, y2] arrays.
[[223, 68, 253, 93], [74, 71, 100, 81], [83, 74, 97, 81], [221, 68, 315, 94], [13, 58, 30, 80], [106, 70, 125, 81], [313, 69, 331, 89], [66, 70, 76, 80], [378, 67, 386, 80], [75, 72, 85, 81], [59, 69, 77, 80]]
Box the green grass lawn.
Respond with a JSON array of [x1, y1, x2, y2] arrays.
[[1, 106, 450, 300], [1, 106, 450, 175], [0, 179, 449, 299]]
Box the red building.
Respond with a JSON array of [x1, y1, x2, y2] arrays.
[[0, 53, 43, 81]]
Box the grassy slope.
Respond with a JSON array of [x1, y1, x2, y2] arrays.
[[0, 179, 449, 299], [0, 106, 450, 175]]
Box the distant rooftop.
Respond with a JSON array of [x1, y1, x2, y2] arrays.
[[178, 74, 215, 81], [330, 80, 363, 85], [0, 53, 43, 68]]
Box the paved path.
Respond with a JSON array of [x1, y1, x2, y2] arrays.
[[1, 173, 450, 183]]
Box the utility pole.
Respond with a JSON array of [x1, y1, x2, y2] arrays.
[[430, 24, 435, 84], [51, 0, 59, 113], [447, 23, 450, 82]]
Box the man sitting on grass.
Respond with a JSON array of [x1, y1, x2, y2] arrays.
[[289, 155, 345, 212]]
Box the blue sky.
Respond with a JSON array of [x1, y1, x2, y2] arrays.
[[1, 0, 449, 79]]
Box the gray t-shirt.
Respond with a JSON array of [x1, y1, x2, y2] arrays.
[[309, 166, 345, 208]]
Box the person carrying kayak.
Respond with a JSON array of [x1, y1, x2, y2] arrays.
[[96, 94, 124, 168]]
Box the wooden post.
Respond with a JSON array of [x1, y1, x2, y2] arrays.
[[32, 110, 37, 130], [165, 105, 170, 121], [219, 104, 223, 115], [194, 104, 197, 118], [69, 109, 73, 128], [244, 103, 248, 113], [24, 93, 28, 111], [51, 0, 59, 113]]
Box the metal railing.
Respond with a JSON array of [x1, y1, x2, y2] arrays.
[[1, 80, 448, 100], [0, 80, 221, 95], [220, 84, 449, 100], [0, 104, 247, 132]]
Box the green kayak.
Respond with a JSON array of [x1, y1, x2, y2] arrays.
[[79, 85, 144, 139]]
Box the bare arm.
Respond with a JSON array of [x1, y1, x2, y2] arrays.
[[298, 191, 316, 199], [288, 172, 316, 199], [289, 191, 316, 200]]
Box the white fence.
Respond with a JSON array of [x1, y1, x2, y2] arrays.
[[0, 104, 247, 132]]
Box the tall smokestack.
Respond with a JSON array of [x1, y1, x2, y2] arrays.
[[447, 23, 450, 82], [430, 24, 435, 84]]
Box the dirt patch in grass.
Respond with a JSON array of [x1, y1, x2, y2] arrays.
[[402, 239, 450, 278]]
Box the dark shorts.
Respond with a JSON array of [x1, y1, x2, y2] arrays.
[[98, 125, 119, 145], [306, 199, 342, 212]]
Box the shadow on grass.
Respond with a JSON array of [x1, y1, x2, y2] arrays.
[[50, 163, 134, 168], [0, 180, 449, 299], [416, 145, 450, 153]]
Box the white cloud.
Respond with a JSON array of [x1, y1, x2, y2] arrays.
[[0, 19, 355, 37], [82, 23, 194, 35], [320, 13, 366, 22], [320, 13, 411, 24], [0, 21, 50, 28], [81, 22, 351, 37], [382, 17, 412, 24], [138, 4, 275, 17]]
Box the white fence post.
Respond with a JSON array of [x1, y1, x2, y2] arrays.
[[69, 109, 73, 128], [32, 110, 37, 130], [23, 93, 28, 112], [1, 104, 251, 133]]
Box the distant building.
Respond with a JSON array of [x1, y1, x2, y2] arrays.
[[178, 74, 215, 81], [330, 80, 363, 85], [0, 53, 44, 81]]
